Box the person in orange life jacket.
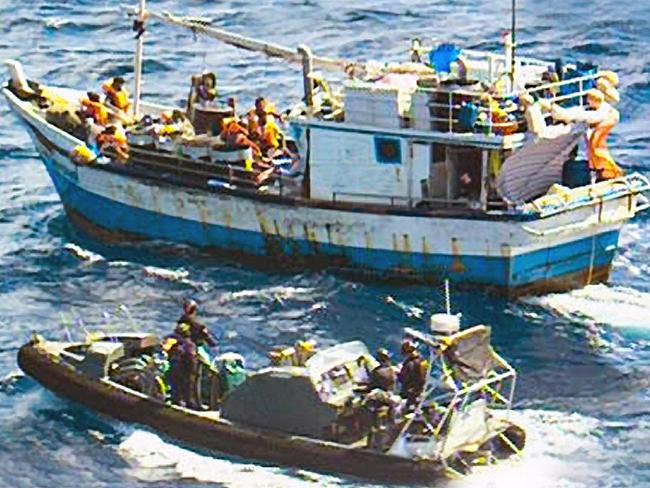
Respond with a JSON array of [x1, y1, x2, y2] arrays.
[[80, 92, 109, 126], [552, 89, 623, 181], [176, 299, 218, 350], [164, 322, 199, 408], [102, 76, 130, 113], [397, 339, 427, 407], [96, 125, 128, 161], [220, 117, 262, 160]]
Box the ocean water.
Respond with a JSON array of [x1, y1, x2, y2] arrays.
[[1, 0, 650, 487]]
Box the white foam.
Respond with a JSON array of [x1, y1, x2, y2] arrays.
[[523, 284, 650, 329], [219, 286, 317, 304], [456, 409, 605, 488], [64, 243, 105, 264], [117, 430, 343, 487]]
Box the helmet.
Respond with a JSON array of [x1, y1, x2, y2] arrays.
[[183, 298, 198, 315], [375, 348, 391, 362], [296, 339, 316, 352], [401, 340, 417, 355]]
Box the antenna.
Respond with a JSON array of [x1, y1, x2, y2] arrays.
[[510, 0, 516, 89], [444, 279, 451, 315]]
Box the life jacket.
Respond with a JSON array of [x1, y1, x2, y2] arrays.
[[262, 120, 281, 150], [221, 119, 245, 145], [587, 107, 623, 180], [102, 81, 130, 112], [81, 98, 109, 126]]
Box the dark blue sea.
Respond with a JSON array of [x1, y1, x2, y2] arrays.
[[2, 0, 650, 486]]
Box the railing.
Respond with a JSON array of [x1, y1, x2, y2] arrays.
[[332, 191, 474, 209], [411, 71, 602, 137]]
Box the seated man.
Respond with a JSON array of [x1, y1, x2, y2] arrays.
[[96, 125, 129, 161], [102, 76, 130, 113], [220, 117, 262, 160], [80, 92, 109, 126]]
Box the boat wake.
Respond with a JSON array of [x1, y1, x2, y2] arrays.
[[117, 430, 346, 487], [522, 284, 650, 330], [456, 409, 606, 488], [116, 410, 606, 488]]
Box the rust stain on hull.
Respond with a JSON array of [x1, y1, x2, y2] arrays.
[[450, 237, 465, 274]]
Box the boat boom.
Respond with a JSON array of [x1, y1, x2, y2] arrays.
[[125, 5, 356, 73]]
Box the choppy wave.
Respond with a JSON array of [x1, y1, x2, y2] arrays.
[[117, 430, 344, 487], [522, 284, 650, 330], [456, 410, 606, 488]]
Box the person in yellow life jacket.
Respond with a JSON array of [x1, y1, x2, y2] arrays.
[[261, 115, 283, 154], [102, 76, 130, 113], [552, 89, 623, 181], [96, 125, 129, 162], [80, 92, 109, 126]]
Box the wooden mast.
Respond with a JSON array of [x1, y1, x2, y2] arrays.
[[132, 0, 146, 117]]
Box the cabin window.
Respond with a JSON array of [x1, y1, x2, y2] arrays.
[[374, 137, 402, 164]]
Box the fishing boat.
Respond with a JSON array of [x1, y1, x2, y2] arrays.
[[17, 312, 525, 482], [3, 3, 649, 296]]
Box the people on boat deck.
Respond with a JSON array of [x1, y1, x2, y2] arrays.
[[158, 109, 194, 138], [519, 93, 571, 143], [220, 117, 263, 159], [199, 72, 218, 105], [165, 322, 199, 408], [80, 92, 109, 126], [596, 71, 620, 105], [102, 76, 130, 113], [254, 97, 281, 125], [261, 115, 284, 155], [552, 89, 623, 181], [397, 340, 427, 407], [96, 125, 128, 161], [176, 298, 218, 350], [367, 348, 397, 392]]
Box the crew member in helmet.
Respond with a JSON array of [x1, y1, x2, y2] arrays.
[[176, 298, 218, 350], [368, 348, 396, 392], [397, 340, 427, 407]]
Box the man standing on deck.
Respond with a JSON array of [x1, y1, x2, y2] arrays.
[[176, 298, 218, 351], [165, 323, 198, 408], [397, 340, 427, 408], [368, 348, 397, 392]]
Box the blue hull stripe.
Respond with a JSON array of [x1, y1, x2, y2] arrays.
[[44, 159, 618, 289]]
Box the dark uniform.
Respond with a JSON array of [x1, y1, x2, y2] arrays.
[[368, 363, 396, 392], [398, 353, 426, 406], [166, 332, 198, 408], [176, 314, 218, 349]]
